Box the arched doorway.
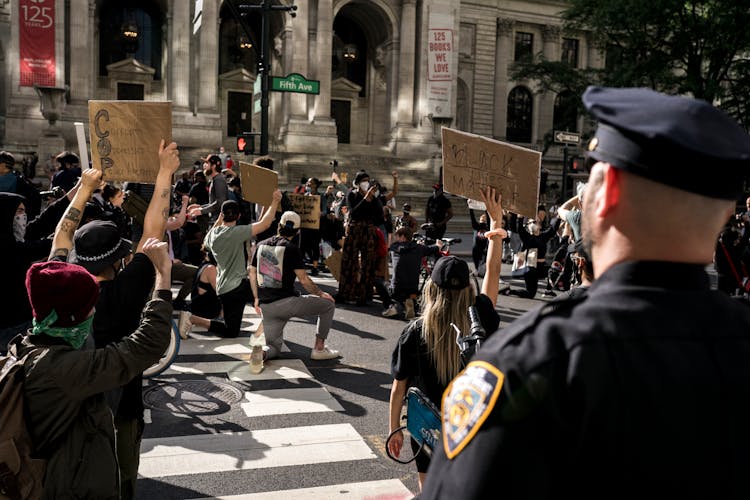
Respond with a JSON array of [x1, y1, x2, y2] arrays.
[[332, 1, 395, 145]]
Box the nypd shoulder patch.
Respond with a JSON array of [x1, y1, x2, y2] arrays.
[[442, 360, 504, 459]]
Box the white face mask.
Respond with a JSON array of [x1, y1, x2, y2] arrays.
[[374, 190, 380, 198], [359, 181, 370, 191], [13, 213, 27, 242]]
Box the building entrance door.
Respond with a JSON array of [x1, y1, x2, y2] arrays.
[[331, 100, 351, 144]]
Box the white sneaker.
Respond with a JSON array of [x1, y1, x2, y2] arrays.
[[178, 310, 192, 339], [310, 346, 341, 360], [498, 280, 511, 293], [382, 304, 398, 317], [249, 345, 264, 374], [404, 299, 416, 320]]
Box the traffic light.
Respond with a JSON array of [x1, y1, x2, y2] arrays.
[[236, 133, 256, 155], [570, 156, 583, 173]]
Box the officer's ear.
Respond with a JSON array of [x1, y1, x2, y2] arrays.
[[594, 163, 621, 218]]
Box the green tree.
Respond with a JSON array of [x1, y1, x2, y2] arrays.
[[513, 0, 750, 129]]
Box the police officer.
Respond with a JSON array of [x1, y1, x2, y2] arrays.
[[421, 87, 750, 499]]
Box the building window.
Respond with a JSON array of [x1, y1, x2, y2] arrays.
[[99, 2, 163, 79], [514, 32, 533, 61], [553, 91, 578, 132], [561, 38, 579, 67], [506, 86, 533, 143], [219, 5, 257, 75]]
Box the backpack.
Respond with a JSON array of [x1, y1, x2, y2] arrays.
[[0, 352, 46, 500]]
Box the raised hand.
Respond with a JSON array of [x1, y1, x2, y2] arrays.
[[158, 140, 180, 175], [80, 168, 103, 193], [479, 186, 503, 223]]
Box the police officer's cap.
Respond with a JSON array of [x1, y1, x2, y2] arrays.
[[583, 86, 750, 200]]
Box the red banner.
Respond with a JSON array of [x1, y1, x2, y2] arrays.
[[19, 0, 56, 87]]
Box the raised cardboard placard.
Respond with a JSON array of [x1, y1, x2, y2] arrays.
[[287, 194, 321, 229], [88, 101, 172, 183], [442, 128, 541, 218], [239, 161, 278, 207]]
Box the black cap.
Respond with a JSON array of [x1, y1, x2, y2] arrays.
[[70, 220, 132, 275], [55, 151, 79, 165], [582, 86, 750, 200], [431, 256, 470, 290]]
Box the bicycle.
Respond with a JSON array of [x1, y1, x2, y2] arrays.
[[142, 318, 181, 378], [413, 223, 462, 292]]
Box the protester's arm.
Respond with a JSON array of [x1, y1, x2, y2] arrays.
[[137, 140, 180, 253], [251, 189, 282, 236], [387, 378, 408, 458], [248, 266, 261, 314], [479, 187, 505, 303], [166, 194, 189, 232], [556, 194, 580, 220], [49, 169, 102, 259], [295, 269, 334, 301], [469, 208, 480, 230], [442, 206, 454, 226], [384, 171, 399, 201]]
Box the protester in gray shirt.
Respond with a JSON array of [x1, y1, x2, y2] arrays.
[[189, 154, 228, 223]]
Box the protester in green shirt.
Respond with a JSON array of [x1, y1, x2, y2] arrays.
[[180, 190, 281, 338]]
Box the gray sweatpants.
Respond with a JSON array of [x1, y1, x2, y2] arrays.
[[260, 295, 335, 359]]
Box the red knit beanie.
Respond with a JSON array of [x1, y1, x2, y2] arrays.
[[26, 261, 100, 327]]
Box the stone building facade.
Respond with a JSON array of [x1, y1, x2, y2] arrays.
[[0, 0, 595, 202]]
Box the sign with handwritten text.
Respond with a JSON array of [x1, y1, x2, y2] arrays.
[[239, 161, 278, 207], [442, 128, 541, 218], [287, 194, 321, 229], [88, 101, 172, 183]]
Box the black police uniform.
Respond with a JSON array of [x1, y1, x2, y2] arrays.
[[421, 87, 750, 499]]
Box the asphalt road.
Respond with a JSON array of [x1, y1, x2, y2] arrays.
[[135, 261, 562, 499]]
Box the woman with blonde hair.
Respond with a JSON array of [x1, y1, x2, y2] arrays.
[[388, 186, 505, 489]]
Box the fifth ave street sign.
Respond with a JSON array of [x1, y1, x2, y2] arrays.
[[554, 130, 581, 145], [271, 73, 320, 95]]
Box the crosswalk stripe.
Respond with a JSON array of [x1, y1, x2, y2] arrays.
[[162, 358, 313, 380], [187, 479, 413, 500], [241, 387, 344, 417], [139, 423, 376, 478], [177, 339, 290, 356]]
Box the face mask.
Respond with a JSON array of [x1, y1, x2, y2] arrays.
[[359, 181, 370, 191], [13, 213, 27, 242], [374, 190, 380, 198], [32, 309, 95, 349]]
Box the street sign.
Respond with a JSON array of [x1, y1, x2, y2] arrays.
[[271, 73, 320, 95], [554, 130, 581, 145]]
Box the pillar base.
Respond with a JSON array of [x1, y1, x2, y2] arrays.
[[389, 123, 437, 156], [279, 117, 338, 154]]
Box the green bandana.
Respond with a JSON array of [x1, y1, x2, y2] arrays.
[[32, 309, 94, 349]]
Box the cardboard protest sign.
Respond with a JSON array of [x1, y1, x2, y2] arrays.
[[287, 194, 321, 229], [239, 161, 278, 207], [325, 250, 343, 282], [88, 101, 172, 183], [442, 128, 541, 218]]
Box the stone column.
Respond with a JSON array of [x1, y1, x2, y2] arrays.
[[313, 0, 333, 122], [493, 17, 514, 139], [170, 0, 190, 109], [68, 0, 93, 102], [289, 0, 309, 118], [538, 24, 560, 143], [396, 0, 417, 126], [198, 0, 219, 112]]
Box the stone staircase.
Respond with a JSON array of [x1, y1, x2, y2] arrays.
[[267, 145, 475, 234]]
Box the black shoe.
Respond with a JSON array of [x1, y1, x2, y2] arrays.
[[173, 298, 187, 311], [310, 267, 319, 276]]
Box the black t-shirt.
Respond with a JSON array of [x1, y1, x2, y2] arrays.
[[426, 194, 451, 224], [189, 181, 209, 205], [390, 293, 500, 405], [348, 189, 383, 224], [93, 252, 156, 418], [251, 235, 305, 304]]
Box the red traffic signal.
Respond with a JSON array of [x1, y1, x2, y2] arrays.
[[236, 136, 247, 153]]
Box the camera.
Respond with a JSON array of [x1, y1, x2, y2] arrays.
[[329, 159, 338, 170], [40, 186, 65, 199]]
